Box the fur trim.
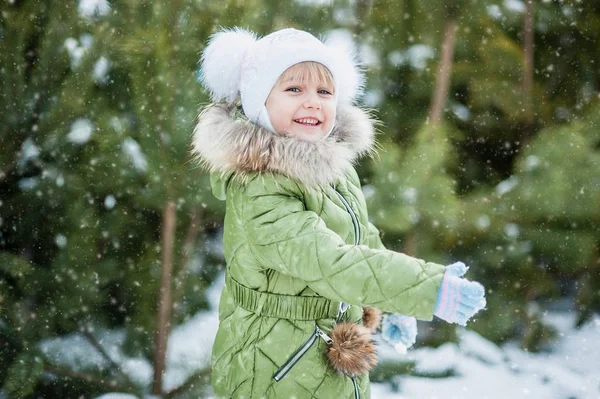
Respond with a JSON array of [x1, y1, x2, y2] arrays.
[[362, 306, 382, 333], [326, 322, 378, 376], [191, 103, 377, 188]]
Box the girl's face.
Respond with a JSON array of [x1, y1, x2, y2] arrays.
[[265, 66, 336, 142]]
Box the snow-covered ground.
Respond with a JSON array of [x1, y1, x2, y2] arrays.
[[38, 272, 600, 399]]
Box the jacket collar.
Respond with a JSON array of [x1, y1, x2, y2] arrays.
[[191, 103, 377, 189]]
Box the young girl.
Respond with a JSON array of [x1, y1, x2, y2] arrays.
[[192, 27, 486, 399]]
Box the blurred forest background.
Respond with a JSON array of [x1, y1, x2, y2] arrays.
[[1, 0, 599, 398]]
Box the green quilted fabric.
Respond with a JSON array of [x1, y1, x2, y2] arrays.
[[209, 168, 445, 399]]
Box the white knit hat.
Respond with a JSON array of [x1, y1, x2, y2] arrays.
[[199, 27, 364, 133]]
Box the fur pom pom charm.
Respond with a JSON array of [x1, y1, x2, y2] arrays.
[[326, 322, 378, 376], [362, 306, 382, 333], [199, 27, 257, 103]]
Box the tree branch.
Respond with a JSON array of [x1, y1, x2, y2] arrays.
[[523, 0, 535, 125], [81, 326, 137, 389], [43, 364, 137, 393], [163, 367, 211, 398]]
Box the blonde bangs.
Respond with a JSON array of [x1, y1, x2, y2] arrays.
[[278, 62, 335, 92]]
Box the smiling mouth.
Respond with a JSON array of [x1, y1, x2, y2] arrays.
[[294, 118, 321, 126]]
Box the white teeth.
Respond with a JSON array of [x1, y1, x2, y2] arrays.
[[295, 118, 319, 126]]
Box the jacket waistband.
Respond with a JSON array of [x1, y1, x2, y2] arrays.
[[227, 274, 339, 320]]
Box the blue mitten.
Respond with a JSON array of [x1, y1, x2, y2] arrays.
[[381, 313, 418, 354], [434, 262, 486, 326]]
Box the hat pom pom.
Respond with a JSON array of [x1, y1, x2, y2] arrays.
[[199, 27, 257, 103], [324, 31, 365, 104]]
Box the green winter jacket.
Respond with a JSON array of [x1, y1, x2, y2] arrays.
[[191, 103, 446, 399]]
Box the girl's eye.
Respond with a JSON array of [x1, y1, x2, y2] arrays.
[[318, 89, 332, 95], [286, 87, 300, 93]]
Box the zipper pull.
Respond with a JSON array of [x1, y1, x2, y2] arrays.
[[336, 302, 351, 322], [339, 302, 350, 314], [315, 326, 333, 345]]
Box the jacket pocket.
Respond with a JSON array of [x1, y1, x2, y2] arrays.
[[272, 325, 332, 382]]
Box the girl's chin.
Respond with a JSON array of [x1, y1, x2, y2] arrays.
[[290, 129, 326, 141], [289, 123, 329, 140]]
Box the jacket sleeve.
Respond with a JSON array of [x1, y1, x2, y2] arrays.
[[367, 222, 386, 250], [240, 177, 445, 321]]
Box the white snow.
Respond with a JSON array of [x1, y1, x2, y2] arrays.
[[496, 175, 519, 196], [333, 7, 356, 25], [406, 45, 435, 70], [104, 195, 116, 210], [19, 138, 40, 167], [363, 89, 383, 107], [56, 173, 65, 187], [411, 342, 460, 374], [359, 43, 380, 68], [451, 103, 471, 121], [504, 223, 520, 238], [503, 0, 526, 14], [67, 118, 94, 144], [458, 329, 506, 365], [294, 0, 333, 5], [373, 312, 600, 399], [524, 155, 541, 171], [64, 34, 94, 69], [110, 116, 126, 135], [361, 184, 376, 200], [388, 50, 405, 67], [78, 0, 111, 19], [17, 177, 38, 190], [389, 45, 436, 70], [94, 395, 138, 399], [476, 214, 491, 230], [93, 56, 110, 84], [162, 311, 220, 391], [401, 187, 418, 205], [487, 5, 503, 20], [55, 234, 67, 248], [35, 271, 600, 399], [122, 138, 148, 172]]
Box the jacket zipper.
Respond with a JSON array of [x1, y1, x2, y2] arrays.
[[333, 187, 361, 398], [351, 375, 360, 399], [333, 187, 361, 246], [273, 325, 332, 382], [333, 187, 357, 323]]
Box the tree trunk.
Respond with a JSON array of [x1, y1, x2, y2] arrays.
[[152, 201, 177, 395], [173, 209, 203, 313], [354, 0, 373, 36], [427, 18, 458, 125], [406, 14, 458, 256], [523, 0, 535, 125]]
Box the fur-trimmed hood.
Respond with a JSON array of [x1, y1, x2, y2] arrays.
[[190, 103, 378, 189]]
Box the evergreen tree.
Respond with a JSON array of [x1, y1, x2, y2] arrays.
[[1, 0, 599, 397]]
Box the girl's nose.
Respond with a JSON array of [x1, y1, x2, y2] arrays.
[[303, 93, 321, 109]]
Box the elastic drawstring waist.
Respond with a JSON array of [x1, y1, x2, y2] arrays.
[[227, 273, 339, 320]]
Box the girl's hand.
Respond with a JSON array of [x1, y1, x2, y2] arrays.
[[381, 313, 418, 354], [434, 262, 486, 326]]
